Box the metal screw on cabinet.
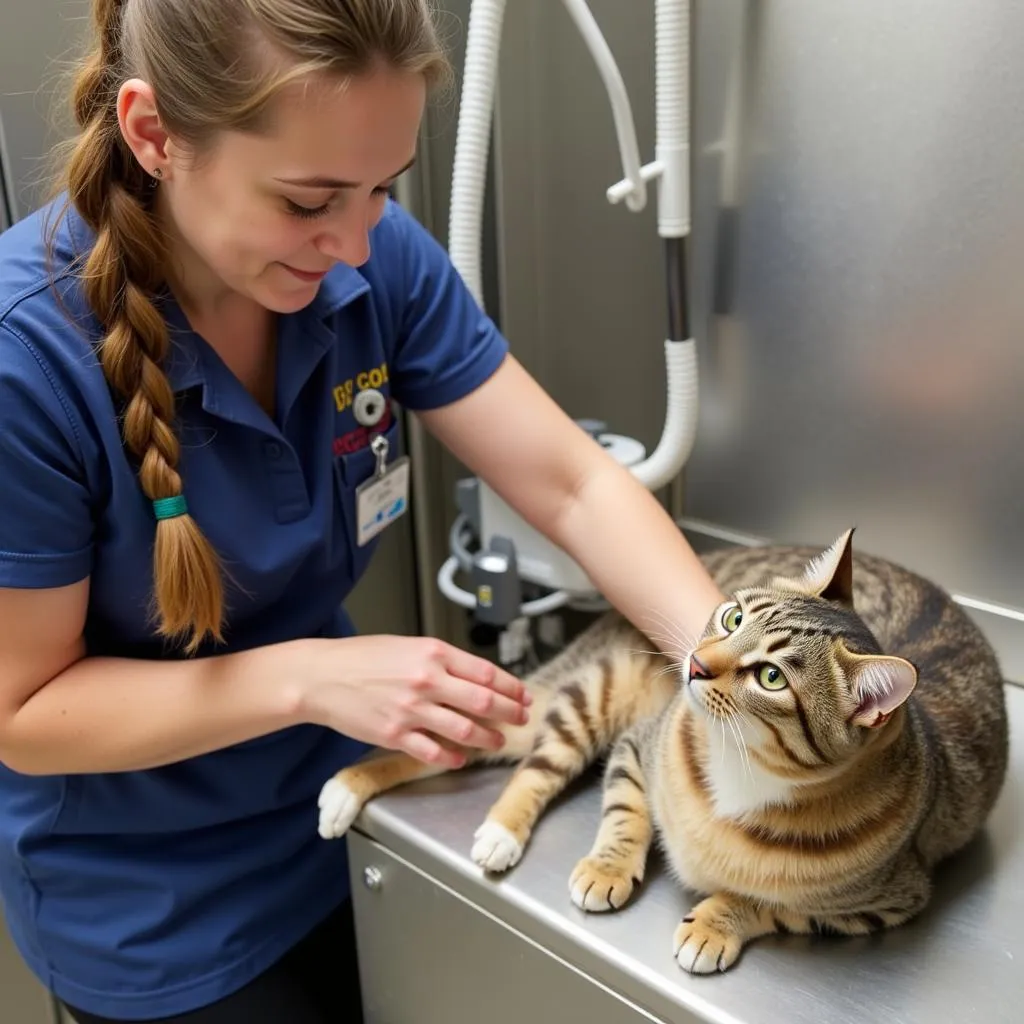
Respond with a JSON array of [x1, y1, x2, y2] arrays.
[[363, 866, 383, 891]]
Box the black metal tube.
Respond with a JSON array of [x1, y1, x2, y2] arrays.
[[664, 236, 690, 341]]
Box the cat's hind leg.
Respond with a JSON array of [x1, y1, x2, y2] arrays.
[[569, 728, 655, 912], [673, 892, 779, 974], [673, 858, 931, 973]]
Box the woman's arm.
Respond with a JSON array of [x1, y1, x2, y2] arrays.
[[0, 579, 310, 775], [0, 580, 529, 776], [418, 355, 725, 650]]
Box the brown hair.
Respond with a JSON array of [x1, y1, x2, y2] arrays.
[[51, 0, 450, 652]]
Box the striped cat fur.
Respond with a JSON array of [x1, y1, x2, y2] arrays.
[[317, 529, 1009, 973]]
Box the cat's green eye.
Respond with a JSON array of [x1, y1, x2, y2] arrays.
[[757, 663, 787, 691], [722, 605, 743, 632]]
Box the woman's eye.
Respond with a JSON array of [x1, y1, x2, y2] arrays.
[[286, 199, 331, 220], [286, 186, 389, 220]]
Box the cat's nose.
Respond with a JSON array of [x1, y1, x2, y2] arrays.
[[689, 654, 714, 680]]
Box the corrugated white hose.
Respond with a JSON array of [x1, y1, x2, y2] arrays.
[[443, 0, 570, 617], [629, 0, 698, 492], [629, 339, 699, 491], [654, 0, 690, 240], [447, 0, 507, 308]]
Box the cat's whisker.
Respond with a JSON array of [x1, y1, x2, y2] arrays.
[[624, 647, 672, 659], [729, 716, 753, 778], [726, 711, 754, 783], [651, 663, 685, 682], [638, 609, 698, 660], [734, 709, 761, 776], [646, 632, 691, 661]]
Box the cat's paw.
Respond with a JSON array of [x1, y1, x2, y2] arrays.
[[471, 820, 523, 873], [317, 777, 361, 840], [569, 856, 639, 912], [673, 909, 743, 974]]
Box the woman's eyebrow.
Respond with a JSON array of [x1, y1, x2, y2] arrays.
[[274, 155, 417, 189]]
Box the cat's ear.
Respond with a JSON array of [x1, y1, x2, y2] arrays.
[[845, 651, 918, 729], [799, 528, 855, 605]]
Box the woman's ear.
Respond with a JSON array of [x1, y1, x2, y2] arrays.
[[117, 78, 171, 179]]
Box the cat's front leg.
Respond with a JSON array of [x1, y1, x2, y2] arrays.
[[569, 730, 654, 912], [673, 891, 779, 974]]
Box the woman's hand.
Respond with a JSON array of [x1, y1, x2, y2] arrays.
[[298, 635, 532, 768]]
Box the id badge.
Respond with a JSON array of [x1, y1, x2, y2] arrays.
[[355, 434, 410, 546]]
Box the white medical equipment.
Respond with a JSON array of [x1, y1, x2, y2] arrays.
[[435, 0, 699, 661]]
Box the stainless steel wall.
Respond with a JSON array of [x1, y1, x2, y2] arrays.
[[477, 0, 1024, 684], [686, 0, 1024, 682]]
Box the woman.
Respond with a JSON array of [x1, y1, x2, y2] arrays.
[[0, 1, 723, 1021]]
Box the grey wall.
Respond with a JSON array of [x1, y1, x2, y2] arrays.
[[1, 7, 89, 1020], [0, 0, 88, 219], [477, 0, 1024, 684]]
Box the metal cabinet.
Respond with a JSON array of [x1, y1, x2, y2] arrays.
[[350, 835, 664, 1024]]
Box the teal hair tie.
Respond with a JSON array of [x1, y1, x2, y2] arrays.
[[153, 495, 188, 521]]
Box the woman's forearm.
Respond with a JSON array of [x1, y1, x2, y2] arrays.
[[1, 640, 313, 776], [551, 459, 725, 653]]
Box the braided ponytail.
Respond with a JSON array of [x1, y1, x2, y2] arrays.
[[63, 0, 224, 653]]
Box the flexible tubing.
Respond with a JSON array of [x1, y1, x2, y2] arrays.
[[561, 0, 647, 212], [655, 0, 691, 238], [630, 339, 699, 490], [447, 0, 507, 308], [437, 557, 572, 617], [449, 513, 476, 572], [437, 556, 478, 609]]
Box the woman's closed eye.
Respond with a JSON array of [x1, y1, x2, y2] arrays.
[[286, 198, 332, 220], [285, 185, 392, 220]]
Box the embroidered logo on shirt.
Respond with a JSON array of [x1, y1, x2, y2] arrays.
[[332, 361, 389, 414], [332, 360, 392, 456], [333, 404, 394, 456]]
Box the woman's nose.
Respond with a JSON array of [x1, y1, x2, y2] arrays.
[[317, 216, 371, 267]]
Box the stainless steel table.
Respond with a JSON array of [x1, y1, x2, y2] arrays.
[[348, 686, 1023, 1024]]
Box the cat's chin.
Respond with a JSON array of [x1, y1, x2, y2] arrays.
[[683, 676, 711, 718]]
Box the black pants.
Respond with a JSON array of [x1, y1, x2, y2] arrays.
[[63, 899, 363, 1024]]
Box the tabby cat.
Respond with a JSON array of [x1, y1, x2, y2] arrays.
[[318, 529, 1009, 973]]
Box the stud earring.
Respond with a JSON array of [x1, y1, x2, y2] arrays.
[[152, 167, 163, 179]]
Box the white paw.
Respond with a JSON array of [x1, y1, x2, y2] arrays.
[[317, 778, 361, 840], [568, 857, 638, 912], [471, 820, 523, 873], [672, 917, 742, 974]]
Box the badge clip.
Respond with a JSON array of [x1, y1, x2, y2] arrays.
[[355, 432, 410, 546]]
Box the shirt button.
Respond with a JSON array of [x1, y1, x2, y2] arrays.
[[265, 441, 282, 459]]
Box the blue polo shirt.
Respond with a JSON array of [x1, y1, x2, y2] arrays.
[[0, 197, 507, 1019]]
